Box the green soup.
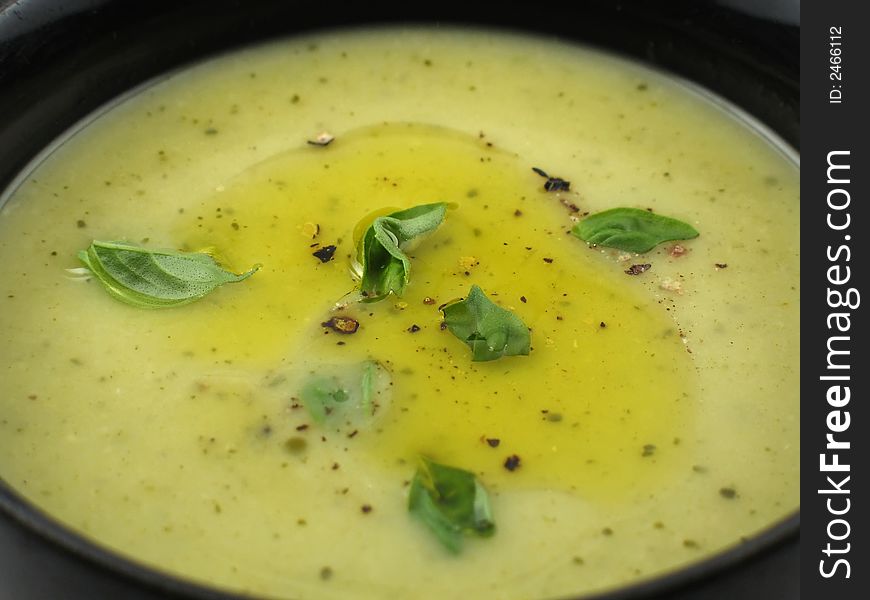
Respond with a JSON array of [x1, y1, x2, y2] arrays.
[[0, 27, 799, 599]]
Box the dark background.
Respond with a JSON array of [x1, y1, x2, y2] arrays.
[[801, 2, 867, 600]]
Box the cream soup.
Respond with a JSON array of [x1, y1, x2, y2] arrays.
[[0, 28, 799, 599]]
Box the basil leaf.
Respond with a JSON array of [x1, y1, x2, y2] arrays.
[[441, 285, 530, 362], [300, 360, 389, 425], [300, 378, 350, 424], [357, 203, 447, 300], [78, 241, 259, 309], [408, 456, 495, 554], [571, 207, 699, 253]]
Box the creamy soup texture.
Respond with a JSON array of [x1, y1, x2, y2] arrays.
[[0, 28, 799, 599]]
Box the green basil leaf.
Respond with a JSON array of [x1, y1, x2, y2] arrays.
[[78, 241, 259, 308], [357, 203, 447, 300], [441, 285, 530, 362], [408, 456, 495, 554], [300, 378, 350, 424], [571, 207, 699, 253], [300, 360, 389, 425]]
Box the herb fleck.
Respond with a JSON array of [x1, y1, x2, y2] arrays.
[[408, 324, 421, 333], [485, 438, 501, 448], [719, 487, 738, 499], [284, 437, 307, 454]]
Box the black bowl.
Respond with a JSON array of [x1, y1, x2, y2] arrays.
[[0, 1, 799, 598]]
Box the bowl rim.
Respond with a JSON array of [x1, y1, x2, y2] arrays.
[[0, 481, 799, 600]]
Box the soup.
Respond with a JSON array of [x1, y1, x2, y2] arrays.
[[0, 28, 799, 599]]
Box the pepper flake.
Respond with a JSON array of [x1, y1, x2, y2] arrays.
[[504, 454, 522, 471], [532, 167, 571, 192], [321, 316, 360, 334], [625, 263, 652, 276], [312, 245, 337, 263]]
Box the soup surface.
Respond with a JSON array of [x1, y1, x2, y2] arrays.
[[0, 28, 798, 599]]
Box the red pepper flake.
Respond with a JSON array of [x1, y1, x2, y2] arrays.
[[361, 504, 372, 514], [408, 324, 421, 333], [669, 244, 687, 257], [542, 257, 554, 264], [486, 438, 501, 448], [599, 321, 607, 328], [312, 245, 337, 263], [321, 316, 360, 334], [514, 209, 523, 217], [439, 322, 448, 331], [625, 263, 651, 275], [520, 296, 527, 303], [715, 263, 728, 269], [504, 454, 521, 471], [423, 297, 436, 305]]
